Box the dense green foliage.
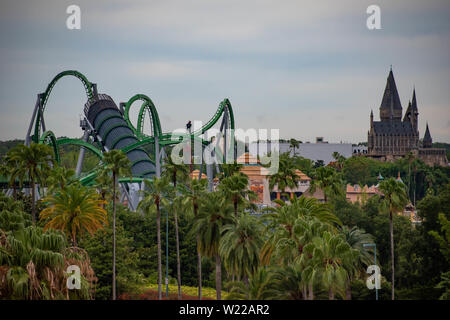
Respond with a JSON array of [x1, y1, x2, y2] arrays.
[[1, 141, 449, 300]]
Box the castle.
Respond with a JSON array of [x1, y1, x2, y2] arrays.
[[367, 68, 447, 166]]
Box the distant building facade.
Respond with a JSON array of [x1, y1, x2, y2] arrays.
[[249, 140, 353, 165], [235, 153, 311, 206], [346, 184, 381, 204], [367, 69, 447, 166]]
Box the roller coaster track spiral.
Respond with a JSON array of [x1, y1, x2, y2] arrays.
[[26, 70, 235, 185]]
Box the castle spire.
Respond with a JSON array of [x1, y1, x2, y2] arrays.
[[411, 87, 418, 112], [370, 109, 373, 128], [380, 68, 402, 121], [423, 122, 432, 148]]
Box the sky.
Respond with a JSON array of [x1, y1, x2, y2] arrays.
[[0, 0, 449, 143]]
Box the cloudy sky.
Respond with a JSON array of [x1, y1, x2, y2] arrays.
[[0, 0, 449, 143]]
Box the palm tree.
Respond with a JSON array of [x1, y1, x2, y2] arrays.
[[179, 178, 208, 299], [302, 231, 359, 299], [289, 138, 300, 157], [260, 196, 340, 266], [45, 166, 75, 195], [378, 177, 408, 300], [267, 153, 298, 200], [8, 143, 54, 223], [94, 169, 113, 206], [332, 152, 346, 172], [40, 184, 108, 246], [169, 195, 187, 299], [162, 156, 189, 299], [340, 226, 374, 299], [101, 149, 131, 300], [219, 172, 256, 217], [0, 194, 95, 300], [138, 177, 173, 300], [191, 191, 233, 300], [218, 162, 243, 180], [226, 267, 277, 300], [220, 213, 263, 292], [271, 263, 306, 299], [309, 166, 344, 202], [3, 150, 23, 198], [405, 152, 415, 199]]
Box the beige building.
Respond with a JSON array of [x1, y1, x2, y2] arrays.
[[346, 184, 381, 204], [236, 153, 311, 205]]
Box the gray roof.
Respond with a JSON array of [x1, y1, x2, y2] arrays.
[[380, 70, 402, 111], [373, 121, 415, 135], [423, 123, 432, 143], [403, 101, 412, 122]]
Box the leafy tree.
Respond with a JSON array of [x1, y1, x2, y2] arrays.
[[342, 157, 372, 186], [79, 207, 143, 300], [289, 139, 300, 157], [429, 213, 450, 300]]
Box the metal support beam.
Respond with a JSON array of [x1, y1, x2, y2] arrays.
[[155, 135, 161, 178], [223, 108, 228, 163], [75, 125, 90, 177], [206, 144, 214, 191], [25, 94, 41, 146], [198, 145, 204, 181], [92, 83, 98, 99]]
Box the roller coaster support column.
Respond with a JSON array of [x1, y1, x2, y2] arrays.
[[155, 135, 161, 178], [75, 119, 90, 177], [39, 100, 47, 134], [206, 145, 214, 191], [91, 83, 98, 99], [223, 110, 228, 163], [198, 145, 204, 181], [25, 94, 42, 146]]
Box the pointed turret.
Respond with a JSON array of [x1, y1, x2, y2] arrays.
[[380, 68, 403, 121], [423, 123, 432, 148], [411, 88, 418, 112], [370, 109, 374, 128], [403, 101, 412, 122], [411, 88, 419, 131]]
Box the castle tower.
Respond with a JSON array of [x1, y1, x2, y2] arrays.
[[411, 88, 419, 133], [370, 109, 374, 128], [380, 68, 403, 121], [423, 123, 432, 148]]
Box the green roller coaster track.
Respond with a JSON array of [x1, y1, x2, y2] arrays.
[[34, 70, 95, 143], [27, 70, 235, 186]]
